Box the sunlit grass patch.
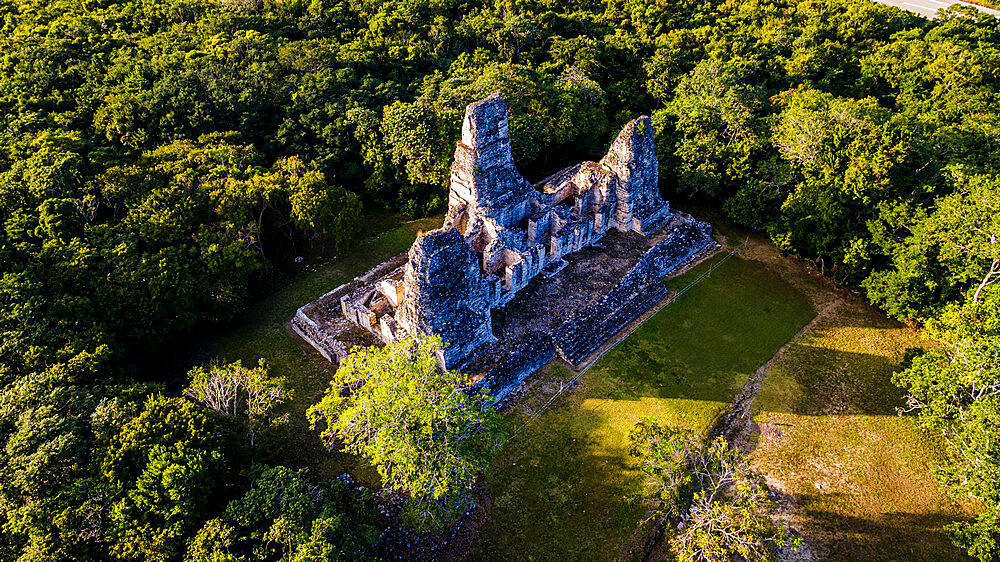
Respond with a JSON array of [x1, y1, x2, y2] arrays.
[[755, 303, 919, 417], [471, 255, 815, 560], [749, 299, 975, 560], [751, 412, 972, 561]]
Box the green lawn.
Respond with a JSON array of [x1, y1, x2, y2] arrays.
[[468, 254, 816, 560], [201, 214, 443, 483], [749, 299, 976, 561]]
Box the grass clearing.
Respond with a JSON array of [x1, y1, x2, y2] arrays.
[[749, 296, 976, 560], [468, 253, 816, 560]]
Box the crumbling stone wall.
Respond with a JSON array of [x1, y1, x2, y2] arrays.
[[395, 228, 495, 368], [448, 93, 533, 227], [311, 92, 713, 371], [469, 333, 555, 403]]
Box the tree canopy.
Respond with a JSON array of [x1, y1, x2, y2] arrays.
[[309, 335, 505, 531], [1, 0, 999, 558], [628, 418, 801, 561]]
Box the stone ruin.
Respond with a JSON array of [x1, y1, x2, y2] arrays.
[[293, 93, 718, 401]]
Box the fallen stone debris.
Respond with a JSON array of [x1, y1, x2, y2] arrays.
[[292, 92, 718, 401]]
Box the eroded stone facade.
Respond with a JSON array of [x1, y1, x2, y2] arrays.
[[294, 93, 716, 383]]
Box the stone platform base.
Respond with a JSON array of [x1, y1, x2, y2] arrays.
[[292, 212, 718, 403]]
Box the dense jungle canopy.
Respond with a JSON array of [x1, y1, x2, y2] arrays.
[[1, 0, 999, 559]]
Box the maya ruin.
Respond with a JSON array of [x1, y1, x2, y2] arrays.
[[293, 93, 718, 400]]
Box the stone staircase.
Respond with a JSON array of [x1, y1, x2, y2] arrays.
[[551, 217, 716, 366], [552, 280, 670, 365], [472, 333, 555, 403]]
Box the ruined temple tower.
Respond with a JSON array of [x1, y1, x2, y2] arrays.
[[394, 228, 496, 368], [338, 93, 675, 369], [447, 92, 534, 227], [446, 92, 669, 236], [601, 118, 670, 234], [296, 92, 715, 375]]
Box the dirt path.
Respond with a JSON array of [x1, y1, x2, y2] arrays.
[[714, 297, 844, 448]]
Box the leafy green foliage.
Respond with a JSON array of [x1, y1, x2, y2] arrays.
[[102, 394, 243, 561], [666, 61, 767, 196], [0, 0, 999, 557], [895, 288, 1000, 561], [187, 465, 381, 562], [628, 419, 801, 561], [628, 418, 698, 518], [722, 180, 786, 230], [0, 367, 103, 560], [309, 335, 505, 531], [186, 359, 292, 448], [865, 170, 1000, 321]]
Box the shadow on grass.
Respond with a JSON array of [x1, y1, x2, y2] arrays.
[[792, 346, 905, 416], [755, 300, 921, 418], [474, 394, 657, 560], [789, 491, 973, 561]]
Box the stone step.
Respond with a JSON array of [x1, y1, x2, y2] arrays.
[[471, 333, 555, 404], [553, 281, 670, 365], [541, 258, 569, 278]]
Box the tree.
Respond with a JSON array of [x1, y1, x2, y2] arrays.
[[308, 335, 504, 531], [923, 171, 1000, 303], [895, 287, 1000, 561], [283, 157, 364, 253], [671, 437, 799, 562], [864, 171, 1000, 321], [722, 179, 785, 230], [380, 100, 451, 191], [186, 359, 292, 448], [665, 61, 767, 196], [102, 394, 243, 562], [0, 366, 103, 561], [34, 198, 82, 242], [628, 419, 800, 561], [772, 88, 871, 168], [628, 417, 696, 519], [488, 14, 541, 63], [551, 66, 610, 157], [768, 87, 911, 282], [187, 465, 380, 562]]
